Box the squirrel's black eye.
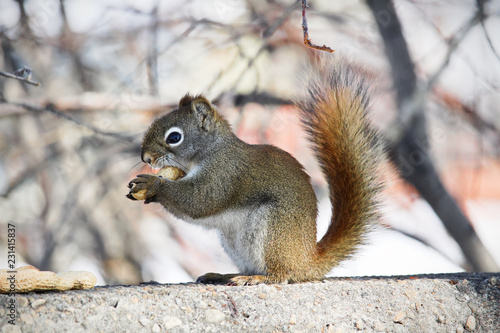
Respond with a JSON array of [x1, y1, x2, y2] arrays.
[[166, 132, 182, 144], [164, 127, 184, 146]]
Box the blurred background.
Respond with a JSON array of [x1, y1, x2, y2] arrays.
[[0, 0, 499, 285]]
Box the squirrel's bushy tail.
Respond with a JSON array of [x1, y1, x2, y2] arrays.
[[298, 58, 383, 276]]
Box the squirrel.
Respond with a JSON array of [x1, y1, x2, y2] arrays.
[[127, 58, 383, 285]]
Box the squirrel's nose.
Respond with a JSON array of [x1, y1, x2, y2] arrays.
[[142, 152, 152, 165]]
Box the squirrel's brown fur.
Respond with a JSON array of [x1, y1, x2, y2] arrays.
[[128, 58, 383, 285], [298, 59, 382, 277]]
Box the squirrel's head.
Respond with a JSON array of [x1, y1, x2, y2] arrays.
[[141, 94, 232, 173]]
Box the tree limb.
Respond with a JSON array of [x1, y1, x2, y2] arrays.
[[366, 0, 499, 271]]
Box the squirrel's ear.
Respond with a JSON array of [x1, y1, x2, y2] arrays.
[[179, 94, 195, 107], [191, 97, 218, 131]]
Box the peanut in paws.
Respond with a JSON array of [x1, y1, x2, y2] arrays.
[[129, 166, 185, 201]]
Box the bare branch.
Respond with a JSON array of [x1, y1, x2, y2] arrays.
[[1, 100, 133, 142], [477, 0, 500, 65], [0, 67, 41, 86], [233, 92, 292, 107], [426, 11, 480, 91], [146, 2, 159, 96], [387, 8, 482, 143], [481, 23, 500, 62], [367, 0, 499, 272], [0, 146, 62, 198], [301, 0, 335, 53]]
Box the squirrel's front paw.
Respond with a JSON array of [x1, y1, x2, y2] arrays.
[[127, 174, 164, 203]]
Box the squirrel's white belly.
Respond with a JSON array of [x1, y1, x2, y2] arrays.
[[183, 207, 269, 275]]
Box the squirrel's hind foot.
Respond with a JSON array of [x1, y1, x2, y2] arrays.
[[196, 273, 287, 286]]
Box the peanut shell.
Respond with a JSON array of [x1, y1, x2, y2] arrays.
[[130, 166, 185, 200], [0, 265, 97, 293], [131, 189, 148, 201], [157, 166, 186, 180]]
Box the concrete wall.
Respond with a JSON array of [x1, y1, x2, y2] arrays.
[[1, 273, 499, 332]]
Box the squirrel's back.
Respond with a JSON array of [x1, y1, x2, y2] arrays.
[[297, 58, 383, 276]]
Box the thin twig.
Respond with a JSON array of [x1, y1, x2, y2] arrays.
[[476, 0, 500, 65], [0, 68, 40, 86], [301, 0, 334, 53], [2, 100, 134, 142], [394, 9, 481, 131], [224, 1, 299, 96], [426, 11, 480, 91], [146, 2, 160, 96], [0, 144, 65, 198], [480, 20, 500, 63], [409, 2, 497, 94]]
